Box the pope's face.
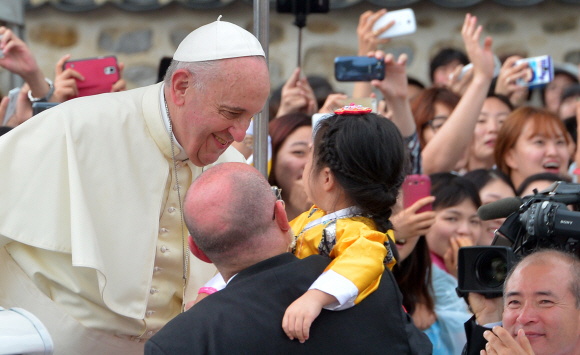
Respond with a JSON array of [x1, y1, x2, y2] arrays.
[[503, 257, 580, 355], [174, 57, 270, 166]]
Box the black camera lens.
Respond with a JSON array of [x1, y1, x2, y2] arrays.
[[475, 250, 508, 289]]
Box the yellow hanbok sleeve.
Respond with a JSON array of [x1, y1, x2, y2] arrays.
[[325, 222, 392, 304]]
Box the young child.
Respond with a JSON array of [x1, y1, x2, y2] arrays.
[[281, 109, 406, 343]]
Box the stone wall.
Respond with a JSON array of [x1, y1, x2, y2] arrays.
[[1, 1, 579, 96]]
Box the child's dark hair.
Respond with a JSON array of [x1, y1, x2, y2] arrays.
[[393, 236, 433, 316], [430, 172, 482, 210], [311, 113, 406, 232]]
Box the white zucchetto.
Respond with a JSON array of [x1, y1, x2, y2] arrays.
[[173, 15, 265, 62]]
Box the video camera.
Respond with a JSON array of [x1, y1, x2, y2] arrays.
[[457, 181, 580, 298]]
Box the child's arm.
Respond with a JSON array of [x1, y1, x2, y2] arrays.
[[282, 289, 338, 343], [190, 272, 226, 308], [282, 227, 391, 342]]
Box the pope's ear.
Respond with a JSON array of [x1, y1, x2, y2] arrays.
[[170, 69, 192, 107]]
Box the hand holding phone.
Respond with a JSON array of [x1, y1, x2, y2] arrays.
[[335, 56, 385, 82], [514, 55, 553, 88], [62, 56, 119, 98], [372, 9, 416, 39], [391, 194, 436, 242], [454, 55, 502, 82]]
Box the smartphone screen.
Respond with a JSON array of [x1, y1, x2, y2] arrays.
[[402, 174, 432, 213], [334, 56, 385, 82]]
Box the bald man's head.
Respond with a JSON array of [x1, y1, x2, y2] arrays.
[[184, 163, 287, 266]]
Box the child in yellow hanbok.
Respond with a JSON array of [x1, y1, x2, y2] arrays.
[[281, 108, 406, 343]]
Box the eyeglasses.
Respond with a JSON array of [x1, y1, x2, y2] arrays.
[[422, 115, 448, 134], [271, 186, 283, 220]]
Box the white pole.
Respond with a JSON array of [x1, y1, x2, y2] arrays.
[[253, 0, 270, 178]]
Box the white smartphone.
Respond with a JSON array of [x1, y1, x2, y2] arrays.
[[372, 9, 416, 39], [455, 55, 502, 81], [515, 55, 553, 88]]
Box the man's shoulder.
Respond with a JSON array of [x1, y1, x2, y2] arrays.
[[146, 254, 329, 354], [57, 84, 157, 115], [226, 254, 330, 293], [148, 256, 432, 355]]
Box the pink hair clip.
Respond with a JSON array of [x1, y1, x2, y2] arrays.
[[334, 103, 372, 115]]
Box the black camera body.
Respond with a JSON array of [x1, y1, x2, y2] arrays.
[[457, 181, 580, 297], [457, 246, 517, 298]]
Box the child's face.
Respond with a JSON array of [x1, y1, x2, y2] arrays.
[[302, 146, 318, 207], [425, 198, 481, 258]]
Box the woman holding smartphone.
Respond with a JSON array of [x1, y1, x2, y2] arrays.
[[392, 178, 471, 355]]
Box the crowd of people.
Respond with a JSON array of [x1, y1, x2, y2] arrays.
[[1, 8, 580, 355]]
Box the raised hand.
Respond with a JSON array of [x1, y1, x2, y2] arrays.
[[391, 196, 436, 242], [0, 27, 50, 100], [51, 54, 84, 102], [111, 62, 126, 92], [318, 93, 348, 113], [462, 13, 494, 82], [357, 9, 393, 56], [0, 27, 40, 79], [495, 56, 529, 107], [276, 68, 317, 118]]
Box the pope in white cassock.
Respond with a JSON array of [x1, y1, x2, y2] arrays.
[[0, 17, 270, 354]]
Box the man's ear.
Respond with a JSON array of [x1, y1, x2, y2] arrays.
[[188, 235, 212, 264], [274, 200, 291, 232], [170, 69, 193, 107]]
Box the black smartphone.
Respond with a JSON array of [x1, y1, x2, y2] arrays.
[[32, 102, 59, 116], [334, 56, 385, 82]]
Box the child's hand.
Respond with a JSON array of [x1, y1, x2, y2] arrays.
[[282, 289, 336, 343]]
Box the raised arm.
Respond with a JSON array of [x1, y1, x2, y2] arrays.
[[370, 52, 415, 137], [352, 9, 393, 99], [275, 68, 317, 118], [0, 27, 51, 101], [421, 14, 494, 174]]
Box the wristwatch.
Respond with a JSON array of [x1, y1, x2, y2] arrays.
[[27, 77, 55, 103]]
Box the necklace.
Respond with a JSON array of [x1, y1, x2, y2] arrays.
[[164, 100, 189, 311]]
